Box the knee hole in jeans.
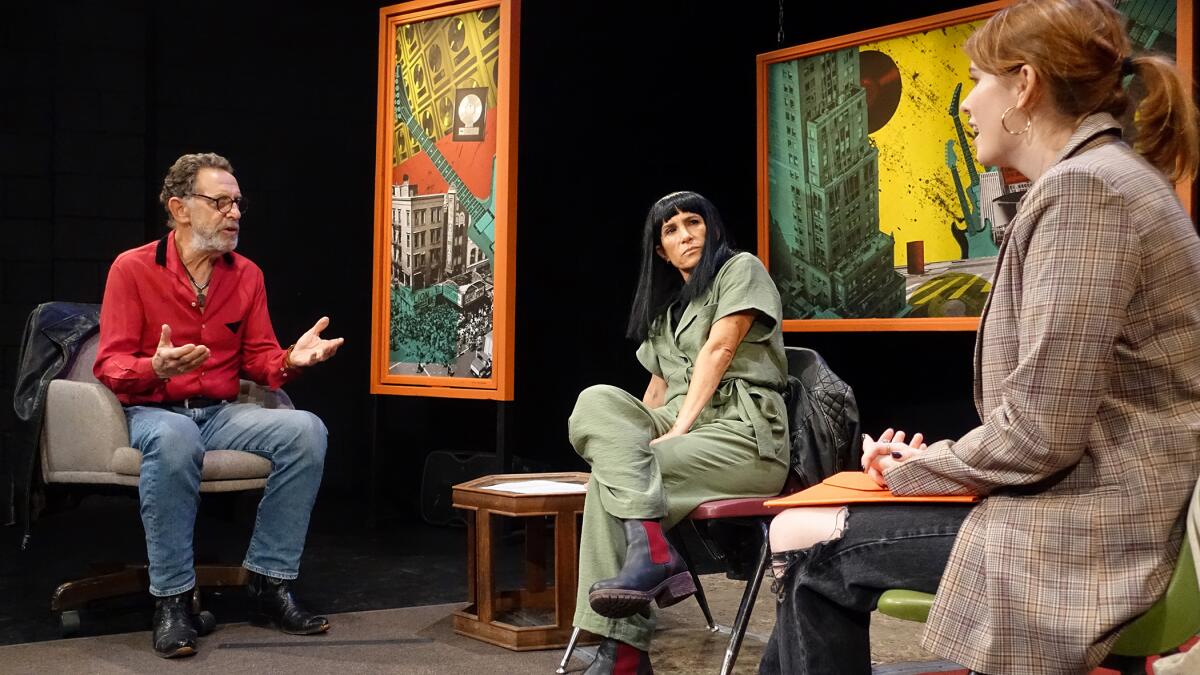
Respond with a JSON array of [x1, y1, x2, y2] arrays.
[[768, 506, 848, 579]]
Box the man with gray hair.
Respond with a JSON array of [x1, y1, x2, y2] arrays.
[[94, 152, 343, 657]]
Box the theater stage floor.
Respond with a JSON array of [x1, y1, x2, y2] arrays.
[[0, 576, 951, 674], [1, 493, 952, 673]]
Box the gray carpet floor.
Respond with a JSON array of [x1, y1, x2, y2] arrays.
[[0, 602, 563, 675], [0, 574, 962, 674]]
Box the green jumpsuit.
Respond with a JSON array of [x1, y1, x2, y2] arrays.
[[568, 252, 790, 650]]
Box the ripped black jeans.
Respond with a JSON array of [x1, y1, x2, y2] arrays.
[[758, 503, 976, 675]]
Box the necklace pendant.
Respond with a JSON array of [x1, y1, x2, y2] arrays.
[[197, 292, 206, 309]]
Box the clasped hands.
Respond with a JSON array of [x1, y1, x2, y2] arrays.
[[862, 427, 928, 488], [151, 316, 344, 379]]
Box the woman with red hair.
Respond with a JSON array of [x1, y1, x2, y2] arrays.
[[760, 1, 1200, 673]]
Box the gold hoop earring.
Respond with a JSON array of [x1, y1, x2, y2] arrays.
[[1001, 105, 1031, 135]]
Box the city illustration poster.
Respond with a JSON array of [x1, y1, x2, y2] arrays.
[[758, 0, 1182, 329], [371, 0, 517, 398]]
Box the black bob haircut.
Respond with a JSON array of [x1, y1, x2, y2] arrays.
[[626, 191, 736, 343]]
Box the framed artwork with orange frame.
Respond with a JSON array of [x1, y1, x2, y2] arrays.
[[755, 0, 1193, 333], [370, 0, 519, 399]]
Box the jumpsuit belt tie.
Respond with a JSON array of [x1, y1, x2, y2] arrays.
[[730, 379, 783, 461]]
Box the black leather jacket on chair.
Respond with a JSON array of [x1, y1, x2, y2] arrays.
[[784, 347, 863, 489], [8, 302, 101, 549]]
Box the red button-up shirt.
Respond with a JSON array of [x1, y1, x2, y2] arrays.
[[95, 231, 297, 405]]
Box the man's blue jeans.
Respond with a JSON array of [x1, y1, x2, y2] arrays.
[[125, 402, 327, 597]]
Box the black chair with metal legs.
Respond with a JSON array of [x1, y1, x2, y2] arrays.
[[671, 497, 779, 674], [666, 527, 717, 632]]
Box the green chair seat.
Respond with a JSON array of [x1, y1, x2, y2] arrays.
[[877, 588, 934, 623], [875, 533, 1198, 659], [1110, 537, 1199, 657]]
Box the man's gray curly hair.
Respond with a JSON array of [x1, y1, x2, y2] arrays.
[[159, 152, 234, 228]]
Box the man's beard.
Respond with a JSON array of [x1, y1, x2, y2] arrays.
[[193, 227, 238, 254]]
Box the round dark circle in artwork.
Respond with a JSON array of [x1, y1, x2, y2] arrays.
[[859, 50, 902, 133], [427, 44, 442, 73], [449, 18, 466, 51]]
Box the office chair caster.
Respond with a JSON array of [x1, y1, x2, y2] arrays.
[[188, 589, 217, 636], [193, 610, 217, 636], [58, 610, 82, 637]]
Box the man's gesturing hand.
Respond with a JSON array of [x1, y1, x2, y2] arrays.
[[151, 324, 210, 379], [286, 316, 344, 368]]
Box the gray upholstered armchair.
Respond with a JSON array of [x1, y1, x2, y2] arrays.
[[41, 333, 289, 634]]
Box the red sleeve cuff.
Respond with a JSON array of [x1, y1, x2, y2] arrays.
[[268, 349, 302, 388], [132, 357, 158, 379], [118, 357, 163, 389]]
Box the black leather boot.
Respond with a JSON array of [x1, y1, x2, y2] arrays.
[[583, 637, 654, 674], [246, 571, 330, 635], [152, 591, 198, 658], [588, 519, 696, 618]]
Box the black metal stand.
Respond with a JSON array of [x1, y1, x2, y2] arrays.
[[367, 393, 380, 529], [367, 395, 514, 528], [495, 399, 510, 474]]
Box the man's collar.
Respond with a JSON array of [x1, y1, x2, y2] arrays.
[[155, 235, 168, 266], [155, 231, 234, 267]]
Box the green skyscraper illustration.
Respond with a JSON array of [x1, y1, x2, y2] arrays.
[[1117, 0, 1176, 51], [767, 47, 906, 319]]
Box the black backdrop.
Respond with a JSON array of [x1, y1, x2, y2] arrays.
[[2, 0, 997, 520]]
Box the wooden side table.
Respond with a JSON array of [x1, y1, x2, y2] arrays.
[[452, 472, 595, 651]]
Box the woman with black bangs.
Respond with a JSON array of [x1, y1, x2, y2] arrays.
[[567, 190, 790, 673]]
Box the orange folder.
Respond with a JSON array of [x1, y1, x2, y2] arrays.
[[764, 471, 980, 508]]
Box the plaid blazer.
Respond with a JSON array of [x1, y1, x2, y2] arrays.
[[887, 113, 1200, 675]]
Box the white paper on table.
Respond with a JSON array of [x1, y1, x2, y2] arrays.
[[480, 479, 587, 495]]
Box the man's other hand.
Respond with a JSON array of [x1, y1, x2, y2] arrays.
[[287, 316, 344, 368], [151, 324, 210, 379]]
